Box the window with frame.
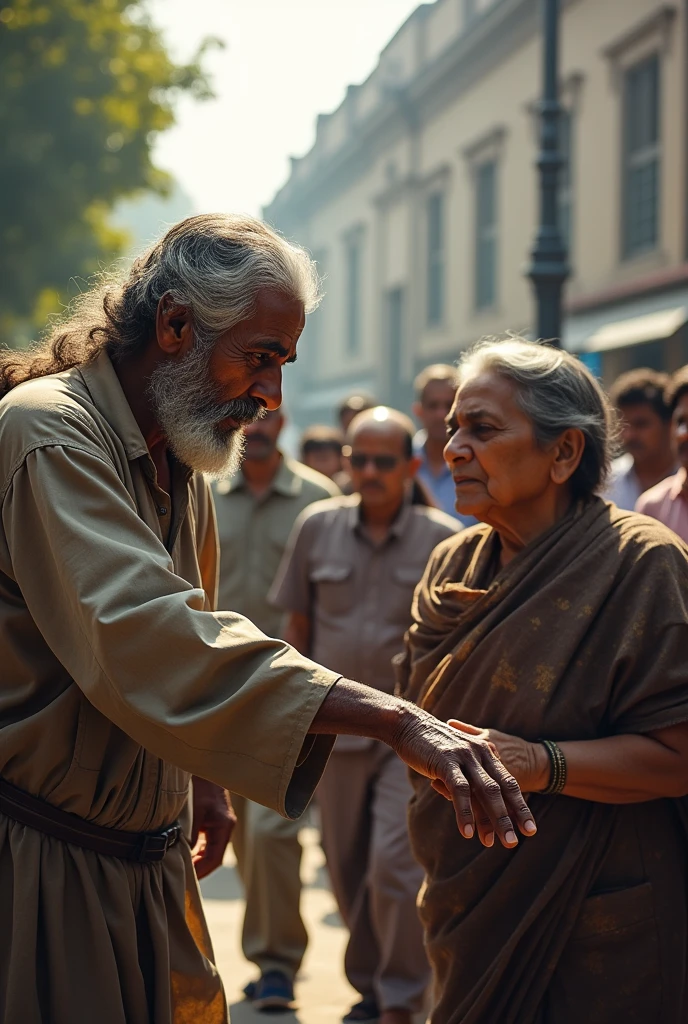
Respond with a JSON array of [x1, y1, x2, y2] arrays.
[[557, 109, 573, 257], [345, 234, 362, 354], [623, 53, 660, 258], [426, 192, 445, 326], [475, 160, 497, 310]]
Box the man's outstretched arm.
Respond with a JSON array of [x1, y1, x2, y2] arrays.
[[310, 679, 537, 850]]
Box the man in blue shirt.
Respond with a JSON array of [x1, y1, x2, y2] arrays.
[[412, 364, 477, 527]]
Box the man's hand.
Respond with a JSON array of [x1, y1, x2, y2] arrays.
[[446, 720, 547, 846], [190, 776, 236, 880], [391, 707, 538, 849], [448, 720, 550, 793], [309, 679, 537, 849]]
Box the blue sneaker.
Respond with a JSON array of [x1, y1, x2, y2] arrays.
[[251, 970, 295, 1013], [342, 997, 379, 1022]]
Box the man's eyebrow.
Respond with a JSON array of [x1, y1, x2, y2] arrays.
[[254, 339, 297, 362]]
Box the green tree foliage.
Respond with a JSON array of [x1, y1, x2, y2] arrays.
[[0, 0, 215, 340]]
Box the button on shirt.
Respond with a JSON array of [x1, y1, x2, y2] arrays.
[[270, 495, 459, 700], [212, 456, 340, 638]]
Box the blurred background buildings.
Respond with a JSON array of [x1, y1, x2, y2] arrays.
[[264, 0, 688, 431]]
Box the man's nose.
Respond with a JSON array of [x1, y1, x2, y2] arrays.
[[361, 458, 379, 479], [248, 366, 283, 411]]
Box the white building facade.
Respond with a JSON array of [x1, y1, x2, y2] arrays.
[[264, 0, 688, 427]]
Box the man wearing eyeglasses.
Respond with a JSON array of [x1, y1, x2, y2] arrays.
[[269, 407, 459, 1024]]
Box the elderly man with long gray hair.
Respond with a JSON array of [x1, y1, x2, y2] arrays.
[[0, 214, 535, 1024]]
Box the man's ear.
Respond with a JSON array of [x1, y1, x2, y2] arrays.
[[550, 427, 585, 486], [156, 295, 194, 356], [412, 400, 423, 421]]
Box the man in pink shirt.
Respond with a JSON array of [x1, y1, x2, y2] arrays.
[[636, 366, 688, 543]]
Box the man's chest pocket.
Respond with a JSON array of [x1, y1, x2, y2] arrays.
[[310, 563, 355, 615], [389, 564, 426, 621]]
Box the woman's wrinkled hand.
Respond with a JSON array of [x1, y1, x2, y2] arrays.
[[391, 707, 538, 849]]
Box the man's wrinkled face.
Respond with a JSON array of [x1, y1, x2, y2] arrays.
[[617, 402, 671, 468], [414, 380, 457, 444], [149, 288, 304, 476], [672, 393, 688, 471]]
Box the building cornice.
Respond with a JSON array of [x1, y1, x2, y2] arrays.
[[602, 4, 677, 63], [265, 0, 541, 228]]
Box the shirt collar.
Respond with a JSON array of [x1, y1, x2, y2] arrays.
[[346, 494, 413, 539], [214, 453, 302, 497], [78, 349, 149, 461], [416, 441, 451, 479]]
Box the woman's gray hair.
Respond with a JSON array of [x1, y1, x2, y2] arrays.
[[458, 337, 616, 499], [0, 213, 321, 397]]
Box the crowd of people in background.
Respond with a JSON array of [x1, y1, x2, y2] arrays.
[[213, 354, 688, 1021], [603, 364, 688, 541]]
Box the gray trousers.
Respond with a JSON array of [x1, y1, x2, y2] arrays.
[[317, 742, 430, 1013], [231, 794, 307, 981]]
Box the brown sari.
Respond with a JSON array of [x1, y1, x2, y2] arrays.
[[397, 497, 688, 1024]]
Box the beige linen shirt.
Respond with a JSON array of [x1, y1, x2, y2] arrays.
[[270, 495, 459, 749], [212, 456, 339, 637], [0, 350, 339, 1024]]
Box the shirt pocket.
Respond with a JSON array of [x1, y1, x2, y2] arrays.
[[389, 564, 426, 619], [310, 563, 355, 616]]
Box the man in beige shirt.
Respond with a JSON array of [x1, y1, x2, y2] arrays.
[[212, 407, 339, 1009], [0, 214, 535, 1024], [271, 408, 459, 1024]]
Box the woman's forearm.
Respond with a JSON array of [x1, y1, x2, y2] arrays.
[[558, 731, 688, 803]]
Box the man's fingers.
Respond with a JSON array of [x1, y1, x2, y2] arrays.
[[461, 759, 518, 848], [470, 795, 495, 847], [442, 766, 476, 839], [478, 745, 537, 838], [193, 825, 230, 880], [431, 778, 452, 799]]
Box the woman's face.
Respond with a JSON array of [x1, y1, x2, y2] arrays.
[[444, 371, 565, 523]]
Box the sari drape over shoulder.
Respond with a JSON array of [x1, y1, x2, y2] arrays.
[[396, 498, 688, 1024]]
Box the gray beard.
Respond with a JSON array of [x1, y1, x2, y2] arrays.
[[148, 344, 264, 477]]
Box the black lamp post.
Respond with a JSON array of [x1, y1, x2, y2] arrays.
[[527, 0, 569, 347]]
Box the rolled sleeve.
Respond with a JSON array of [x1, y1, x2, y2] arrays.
[[1, 445, 338, 815]]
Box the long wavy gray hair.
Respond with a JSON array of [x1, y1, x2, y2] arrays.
[[0, 213, 321, 398]]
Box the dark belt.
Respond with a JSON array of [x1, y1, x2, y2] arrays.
[[0, 776, 182, 863]]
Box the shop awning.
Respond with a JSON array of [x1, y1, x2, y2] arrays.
[[562, 287, 688, 354], [581, 306, 687, 352]]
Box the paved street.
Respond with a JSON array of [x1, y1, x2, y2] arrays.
[[201, 826, 359, 1024]]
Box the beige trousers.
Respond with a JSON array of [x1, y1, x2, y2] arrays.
[[317, 742, 430, 1013], [231, 795, 307, 981]]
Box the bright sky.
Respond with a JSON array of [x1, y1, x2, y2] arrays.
[[149, 0, 422, 218]]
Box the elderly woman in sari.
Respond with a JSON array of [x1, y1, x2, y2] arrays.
[[397, 339, 688, 1024]]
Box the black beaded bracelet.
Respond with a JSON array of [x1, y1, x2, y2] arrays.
[[541, 739, 567, 795]]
